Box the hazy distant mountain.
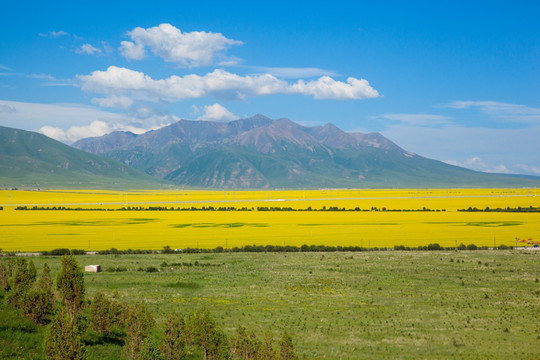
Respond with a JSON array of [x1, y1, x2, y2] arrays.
[[0, 126, 167, 189], [72, 115, 540, 189]]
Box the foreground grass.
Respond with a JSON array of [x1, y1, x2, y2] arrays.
[[2, 250, 540, 359]]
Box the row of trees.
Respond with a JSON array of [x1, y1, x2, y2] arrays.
[[0, 256, 299, 360], [14, 205, 447, 212], [30, 241, 509, 258], [459, 206, 540, 212]]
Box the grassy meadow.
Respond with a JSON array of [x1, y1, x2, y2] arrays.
[[1, 251, 539, 359], [1, 188, 539, 252]]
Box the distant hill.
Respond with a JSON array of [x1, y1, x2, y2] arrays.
[[0, 126, 168, 189], [72, 115, 540, 189]]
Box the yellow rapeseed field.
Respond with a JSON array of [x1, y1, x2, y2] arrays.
[[0, 188, 539, 251]]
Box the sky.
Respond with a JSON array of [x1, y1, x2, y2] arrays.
[[1, 0, 539, 176]]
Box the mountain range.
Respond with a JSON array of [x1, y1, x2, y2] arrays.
[[70, 115, 540, 189]]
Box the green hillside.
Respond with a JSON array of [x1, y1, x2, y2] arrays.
[[0, 126, 170, 189]]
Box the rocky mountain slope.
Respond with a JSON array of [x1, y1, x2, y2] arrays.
[[72, 115, 540, 189]]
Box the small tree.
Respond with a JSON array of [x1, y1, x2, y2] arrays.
[[89, 292, 122, 335], [56, 255, 85, 318], [45, 308, 88, 360], [257, 332, 277, 360], [138, 337, 165, 360], [189, 309, 229, 360], [161, 313, 189, 360], [230, 326, 261, 360], [6, 258, 37, 308], [278, 332, 298, 360], [20, 288, 54, 324], [124, 302, 156, 360], [0, 263, 8, 290], [38, 263, 55, 311]]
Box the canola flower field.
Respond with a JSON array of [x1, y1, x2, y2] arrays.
[[0, 188, 539, 252]]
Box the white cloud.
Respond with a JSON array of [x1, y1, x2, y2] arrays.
[[40, 121, 111, 143], [445, 157, 511, 174], [78, 66, 380, 102], [446, 100, 540, 124], [39, 120, 153, 144], [250, 66, 338, 79], [39, 30, 69, 38], [119, 40, 145, 60], [0, 100, 172, 143], [91, 95, 134, 109], [119, 23, 243, 67], [381, 122, 540, 176], [289, 76, 380, 100], [372, 113, 452, 127], [195, 104, 239, 122], [76, 43, 102, 55], [0, 64, 12, 71], [101, 41, 114, 54], [514, 164, 540, 176]]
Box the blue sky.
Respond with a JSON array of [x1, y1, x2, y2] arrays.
[[1, 0, 539, 175]]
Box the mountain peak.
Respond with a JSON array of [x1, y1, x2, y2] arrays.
[[66, 115, 540, 189]]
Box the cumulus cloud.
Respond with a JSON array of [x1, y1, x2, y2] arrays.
[[39, 120, 155, 143], [76, 43, 102, 55], [78, 66, 380, 102], [40, 121, 111, 143], [289, 76, 379, 100], [119, 40, 145, 60], [119, 23, 243, 67], [446, 100, 540, 124], [195, 104, 239, 122], [91, 95, 134, 109], [0, 100, 172, 144]]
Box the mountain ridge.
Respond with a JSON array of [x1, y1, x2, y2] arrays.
[[71, 115, 540, 189]]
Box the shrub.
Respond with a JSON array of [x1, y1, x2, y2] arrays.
[[230, 326, 260, 359], [56, 255, 85, 318], [46, 248, 71, 256], [45, 308, 88, 360], [162, 246, 175, 254], [279, 331, 298, 360], [20, 288, 53, 324], [189, 309, 229, 360], [89, 292, 116, 335], [124, 302, 156, 360], [70, 249, 86, 255], [161, 313, 189, 360]]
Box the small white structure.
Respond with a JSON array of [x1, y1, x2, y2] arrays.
[[85, 265, 101, 273]]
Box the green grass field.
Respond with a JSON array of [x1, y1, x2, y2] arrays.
[[1, 250, 539, 359]]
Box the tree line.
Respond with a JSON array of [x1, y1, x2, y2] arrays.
[[0, 256, 299, 360], [14, 205, 446, 212], [458, 206, 540, 212]]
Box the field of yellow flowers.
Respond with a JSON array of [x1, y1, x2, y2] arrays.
[[1, 188, 539, 252]]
